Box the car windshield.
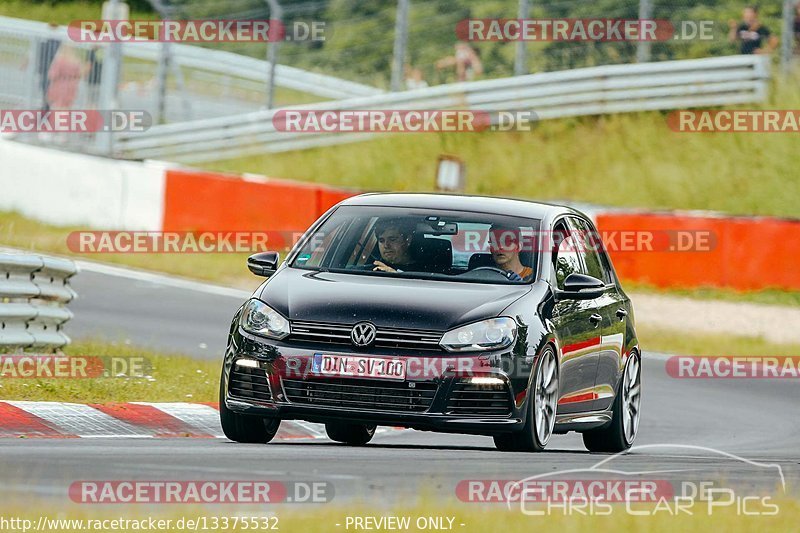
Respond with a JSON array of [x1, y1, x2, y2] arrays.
[[289, 206, 541, 284]]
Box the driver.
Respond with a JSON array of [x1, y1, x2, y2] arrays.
[[489, 224, 533, 281], [371, 218, 420, 273]]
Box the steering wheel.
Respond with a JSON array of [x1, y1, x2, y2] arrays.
[[468, 266, 514, 279]]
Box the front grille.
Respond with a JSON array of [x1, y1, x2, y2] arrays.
[[446, 381, 513, 417], [228, 364, 271, 402], [289, 320, 443, 351], [281, 378, 438, 412]]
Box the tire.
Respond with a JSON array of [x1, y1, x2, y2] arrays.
[[492, 433, 519, 452], [219, 371, 280, 444], [325, 421, 376, 445], [493, 346, 558, 452], [582, 351, 641, 453]]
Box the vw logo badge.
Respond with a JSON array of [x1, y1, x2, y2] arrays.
[[351, 322, 377, 347]]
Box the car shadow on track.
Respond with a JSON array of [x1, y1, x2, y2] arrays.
[[260, 441, 598, 455]]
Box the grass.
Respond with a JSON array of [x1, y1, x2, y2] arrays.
[[638, 326, 800, 357], [0, 1, 155, 25], [0, 499, 798, 532], [0, 340, 219, 403], [626, 282, 800, 308], [203, 82, 800, 219]]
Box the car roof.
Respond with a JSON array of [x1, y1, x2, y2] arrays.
[[340, 193, 581, 221]]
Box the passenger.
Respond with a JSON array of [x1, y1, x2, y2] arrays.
[[371, 218, 419, 273], [489, 224, 533, 281]]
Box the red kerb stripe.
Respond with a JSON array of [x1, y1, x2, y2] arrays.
[[0, 402, 76, 438], [89, 403, 213, 438]]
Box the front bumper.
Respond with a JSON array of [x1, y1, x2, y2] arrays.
[[222, 329, 530, 435]]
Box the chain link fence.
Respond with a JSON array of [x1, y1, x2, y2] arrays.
[[272, 0, 798, 89]]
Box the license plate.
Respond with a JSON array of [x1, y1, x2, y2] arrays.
[[312, 353, 406, 381]]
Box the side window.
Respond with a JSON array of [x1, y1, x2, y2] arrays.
[[553, 221, 584, 290], [296, 221, 345, 268], [569, 217, 612, 284]]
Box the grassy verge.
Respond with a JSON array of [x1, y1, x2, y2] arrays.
[[3, 209, 800, 306], [627, 282, 800, 308], [638, 326, 800, 357], [0, 500, 798, 532], [203, 83, 800, 219], [0, 340, 219, 403]]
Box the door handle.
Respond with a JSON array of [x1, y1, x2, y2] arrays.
[[616, 308, 628, 320], [589, 313, 602, 324]]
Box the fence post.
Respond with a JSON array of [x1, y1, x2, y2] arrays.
[[781, 0, 795, 76], [265, 0, 283, 109], [153, 41, 169, 124], [636, 0, 652, 63], [514, 0, 530, 76], [95, 0, 125, 155], [390, 0, 410, 91]]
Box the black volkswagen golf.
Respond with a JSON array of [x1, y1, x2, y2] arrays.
[[220, 193, 641, 452]]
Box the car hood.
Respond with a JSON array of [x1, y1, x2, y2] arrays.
[[256, 267, 531, 331]]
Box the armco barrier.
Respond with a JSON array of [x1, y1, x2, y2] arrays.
[[115, 55, 770, 162], [0, 253, 78, 350], [595, 212, 800, 291], [163, 169, 355, 247]]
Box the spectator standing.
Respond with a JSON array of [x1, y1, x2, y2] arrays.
[[728, 6, 778, 54], [47, 46, 82, 111], [404, 66, 428, 90], [36, 23, 61, 110], [436, 42, 483, 82]]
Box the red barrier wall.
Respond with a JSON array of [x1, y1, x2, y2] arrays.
[[596, 212, 800, 291], [163, 169, 356, 247]]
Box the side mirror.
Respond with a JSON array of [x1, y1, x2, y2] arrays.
[[556, 273, 605, 300], [247, 251, 280, 277]]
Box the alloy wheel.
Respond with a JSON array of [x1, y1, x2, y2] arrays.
[[621, 354, 641, 444], [534, 350, 558, 446]]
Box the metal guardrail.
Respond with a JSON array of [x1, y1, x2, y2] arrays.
[[114, 55, 771, 163], [0, 253, 78, 351]]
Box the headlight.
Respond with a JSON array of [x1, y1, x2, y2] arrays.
[[439, 317, 517, 352], [239, 299, 290, 339]]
